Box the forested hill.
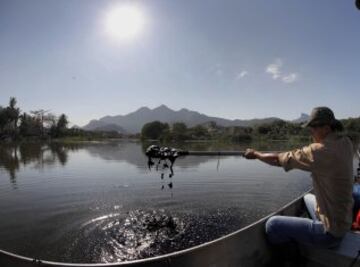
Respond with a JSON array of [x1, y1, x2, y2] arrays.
[[83, 105, 296, 134]]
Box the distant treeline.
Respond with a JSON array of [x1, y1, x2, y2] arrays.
[[1, 97, 359, 143], [0, 97, 123, 142], [141, 117, 360, 143]]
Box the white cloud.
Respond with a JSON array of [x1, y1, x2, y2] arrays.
[[282, 73, 298, 83], [265, 59, 282, 80], [265, 59, 299, 84], [236, 70, 249, 79]]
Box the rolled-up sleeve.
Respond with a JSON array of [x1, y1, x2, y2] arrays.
[[278, 145, 315, 172]]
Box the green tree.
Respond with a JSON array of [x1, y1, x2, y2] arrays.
[[343, 117, 360, 133], [256, 124, 271, 135], [141, 121, 169, 140], [56, 114, 68, 137], [19, 112, 42, 137], [188, 125, 210, 140], [0, 107, 10, 134], [7, 97, 20, 131], [0, 97, 20, 137], [30, 109, 51, 137], [57, 114, 68, 129], [171, 122, 188, 140]]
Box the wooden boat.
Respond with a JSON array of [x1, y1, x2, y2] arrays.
[[0, 190, 359, 267]]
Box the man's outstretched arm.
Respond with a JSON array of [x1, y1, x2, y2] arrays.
[[244, 149, 281, 167]]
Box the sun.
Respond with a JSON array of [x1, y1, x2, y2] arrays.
[[105, 5, 145, 41]]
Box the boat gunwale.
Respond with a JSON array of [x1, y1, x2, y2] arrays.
[[0, 189, 311, 267]]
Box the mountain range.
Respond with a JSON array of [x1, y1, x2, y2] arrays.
[[83, 105, 309, 134]]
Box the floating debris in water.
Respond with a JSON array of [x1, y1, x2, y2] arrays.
[[145, 145, 179, 163], [146, 145, 177, 180]]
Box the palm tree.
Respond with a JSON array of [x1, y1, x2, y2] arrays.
[[8, 97, 20, 132]]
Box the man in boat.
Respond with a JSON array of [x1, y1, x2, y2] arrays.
[[245, 107, 354, 249]]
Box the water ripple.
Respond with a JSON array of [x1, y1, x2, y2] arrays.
[[67, 209, 186, 263]]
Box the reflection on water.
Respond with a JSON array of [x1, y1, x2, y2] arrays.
[[0, 140, 320, 263], [0, 143, 83, 188], [0, 141, 237, 189]]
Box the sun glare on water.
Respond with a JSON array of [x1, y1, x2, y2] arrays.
[[105, 5, 145, 41]]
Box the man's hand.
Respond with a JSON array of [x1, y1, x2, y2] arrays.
[[244, 148, 258, 160]]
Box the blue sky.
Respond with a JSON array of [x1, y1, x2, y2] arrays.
[[1, 0, 360, 126]]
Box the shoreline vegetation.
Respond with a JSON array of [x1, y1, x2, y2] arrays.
[[139, 118, 360, 148], [0, 97, 131, 143], [0, 97, 359, 146]]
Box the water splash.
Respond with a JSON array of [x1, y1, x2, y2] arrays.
[[68, 209, 186, 263]]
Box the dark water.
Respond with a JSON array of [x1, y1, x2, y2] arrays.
[[0, 141, 313, 263]]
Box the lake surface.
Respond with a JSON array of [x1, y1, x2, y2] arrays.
[[0, 141, 314, 263]]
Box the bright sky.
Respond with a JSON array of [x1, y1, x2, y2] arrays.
[[1, 0, 360, 126]]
